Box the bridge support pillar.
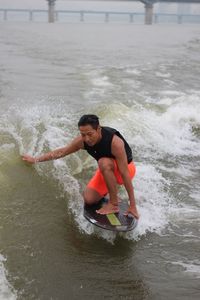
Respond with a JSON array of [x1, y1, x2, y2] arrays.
[[47, 0, 56, 23], [80, 11, 84, 22], [145, 3, 153, 25], [29, 11, 33, 22], [4, 10, 7, 21]]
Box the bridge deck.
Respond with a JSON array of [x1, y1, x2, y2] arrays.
[[0, 8, 199, 24]]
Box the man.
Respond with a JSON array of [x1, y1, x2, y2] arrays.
[[22, 114, 139, 218]]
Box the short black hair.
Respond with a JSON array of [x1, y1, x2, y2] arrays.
[[78, 114, 99, 129]]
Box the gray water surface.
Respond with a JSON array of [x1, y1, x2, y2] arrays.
[[0, 22, 200, 300]]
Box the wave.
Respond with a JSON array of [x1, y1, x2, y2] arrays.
[[0, 86, 199, 243], [3, 97, 197, 241], [0, 255, 17, 300]]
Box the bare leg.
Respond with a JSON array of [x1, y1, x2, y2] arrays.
[[83, 187, 102, 205], [96, 158, 119, 214]]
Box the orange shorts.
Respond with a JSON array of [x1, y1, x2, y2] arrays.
[[87, 160, 136, 197]]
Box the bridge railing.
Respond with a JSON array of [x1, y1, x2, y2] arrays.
[[55, 10, 145, 23], [0, 9, 200, 24], [0, 9, 47, 22], [154, 12, 200, 24]]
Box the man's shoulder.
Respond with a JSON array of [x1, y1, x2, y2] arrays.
[[112, 134, 124, 145], [102, 126, 118, 133]]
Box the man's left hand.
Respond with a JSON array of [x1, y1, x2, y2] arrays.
[[124, 205, 139, 219]]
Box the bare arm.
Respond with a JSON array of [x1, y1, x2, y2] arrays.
[[22, 135, 84, 164], [111, 135, 139, 218]]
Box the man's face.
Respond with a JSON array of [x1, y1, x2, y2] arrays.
[[79, 125, 101, 146]]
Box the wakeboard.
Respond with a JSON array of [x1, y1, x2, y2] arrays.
[[84, 197, 138, 232]]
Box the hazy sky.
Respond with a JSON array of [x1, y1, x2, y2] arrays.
[[0, 0, 144, 11], [0, 0, 47, 9]]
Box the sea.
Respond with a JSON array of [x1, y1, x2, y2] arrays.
[[0, 1, 200, 300]]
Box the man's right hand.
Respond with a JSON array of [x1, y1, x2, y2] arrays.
[[22, 154, 36, 164]]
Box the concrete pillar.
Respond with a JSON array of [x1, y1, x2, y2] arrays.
[[154, 14, 158, 24], [47, 0, 56, 23], [105, 12, 109, 23], [29, 10, 33, 22], [145, 3, 153, 25], [178, 15, 182, 24], [80, 11, 84, 22], [4, 10, 7, 21], [130, 13, 134, 23], [55, 11, 59, 22]]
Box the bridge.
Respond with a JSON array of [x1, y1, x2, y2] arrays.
[[138, 0, 200, 23], [0, 8, 199, 24], [46, 0, 200, 24], [0, 1, 200, 24]]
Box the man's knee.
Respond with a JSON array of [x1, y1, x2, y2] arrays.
[[83, 190, 93, 205], [83, 188, 101, 205]]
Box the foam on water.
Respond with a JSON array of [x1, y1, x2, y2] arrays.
[[170, 260, 200, 278], [128, 164, 171, 238], [1, 104, 168, 241], [0, 90, 200, 242], [91, 76, 113, 88], [0, 255, 17, 300], [132, 94, 200, 157], [96, 93, 200, 158], [155, 71, 171, 78], [0, 145, 18, 298], [125, 68, 141, 76], [84, 69, 114, 100]]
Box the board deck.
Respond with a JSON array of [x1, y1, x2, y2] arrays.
[[84, 198, 138, 232]]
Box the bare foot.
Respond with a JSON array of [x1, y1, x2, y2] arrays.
[[96, 203, 119, 215]]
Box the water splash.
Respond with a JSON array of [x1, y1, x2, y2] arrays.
[[0, 255, 17, 300], [1, 93, 199, 242]]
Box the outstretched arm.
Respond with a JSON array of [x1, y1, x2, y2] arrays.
[[111, 135, 139, 219], [22, 135, 83, 164]]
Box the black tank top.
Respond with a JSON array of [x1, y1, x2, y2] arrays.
[[83, 126, 133, 163]]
